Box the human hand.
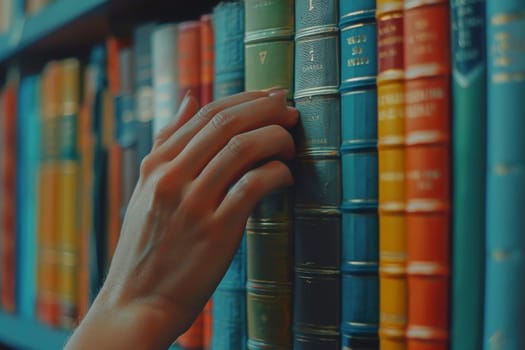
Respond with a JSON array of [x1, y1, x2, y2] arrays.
[[65, 89, 298, 349]]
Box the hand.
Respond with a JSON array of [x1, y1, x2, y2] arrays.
[[65, 89, 298, 349]]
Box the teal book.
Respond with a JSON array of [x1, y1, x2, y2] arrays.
[[133, 22, 156, 170], [484, 1, 525, 349], [212, 2, 247, 350], [451, 1, 486, 349], [293, 1, 341, 349], [16, 74, 41, 320]]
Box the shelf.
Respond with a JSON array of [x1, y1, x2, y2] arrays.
[[0, 312, 70, 350], [0, 0, 108, 63]]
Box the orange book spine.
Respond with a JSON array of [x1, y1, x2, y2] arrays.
[[37, 62, 63, 326], [1, 80, 17, 313], [178, 21, 202, 104], [403, 1, 450, 349], [106, 36, 131, 96], [200, 14, 214, 350], [377, 1, 407, 350]]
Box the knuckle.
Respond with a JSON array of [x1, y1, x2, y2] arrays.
[[211, 110, 235, 130], [196, 102, 217, 122], [227, 134, 250, 156]]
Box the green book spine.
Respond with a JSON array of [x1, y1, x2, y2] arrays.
[[451, 1, 486, 349], [244, 0, 295, 348]]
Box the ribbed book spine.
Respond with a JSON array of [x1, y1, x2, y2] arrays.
[[133, 23, 156, 171], [152, 23, 178, 137], [37, 62, 62, 327], [339, 1, 379, 348], [376, 1, 407, 349], [244, 0, 295, 349], [403, 1, 450, 349], [57, 58, 81, 329], [211, 2, 247, 350], [16, 75, 41, 320], [484, 1, 525, 349], [293, 0, 341, 349], [450, 1, 486, 349]]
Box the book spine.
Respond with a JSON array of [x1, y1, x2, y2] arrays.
[[36, 62, 62, 327], [376, 1, 407, 349], [16, 75, 41, 320], [200, 14, 215, 350], [245, 0, 294, 348], [293, 0, 341, 349], [484, 1, 525, 349], [339, 1, 379, 348], [1, 77, 18, 314], [57, 58, 81, 329], [152, 23, 178, 137], [178, 21, 202, 104], [450, 1, 486, 350], [211, 2, 247, 350], [403, 1, 451, 349], [133, 23, 156, 170]]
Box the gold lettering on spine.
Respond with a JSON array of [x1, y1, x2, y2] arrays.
[[405, 86, 445, 119], [259, 50, 268, 64], [253, 0, 274, 9], [346, 33, 370, 67], [302, 46, 324, 72], [490, 12, 525, 83]]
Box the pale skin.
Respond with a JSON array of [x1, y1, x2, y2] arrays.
[[64, 88, 298, 349]]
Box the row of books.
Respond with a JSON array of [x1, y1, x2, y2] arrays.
[[0, 0, 52, 34], [1, 0, 524, 349]]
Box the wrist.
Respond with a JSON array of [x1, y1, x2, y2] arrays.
[[65, 287, 183, 350]]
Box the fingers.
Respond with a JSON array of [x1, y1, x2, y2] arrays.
[[154, 90, 273, 160], [192, 124, 295, 207], [214, 160, 293, 230], [174, 90, 298, 179], [152, 92, 200, 151]]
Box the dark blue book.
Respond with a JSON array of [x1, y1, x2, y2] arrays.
[[338, 0, 379, 346], [484, 1, 525, 348], [293, 1, 341, 349]]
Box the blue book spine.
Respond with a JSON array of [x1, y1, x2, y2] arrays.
[[339, 0, 379, 345], [212, 2, 247, 350], [451, 1, 486, 349], [152, 23, 178, 137], [16, 75, 41, 320], [293, 1, 341, 348], [484, 1, 525, 349], [133, 22, 156, 170]]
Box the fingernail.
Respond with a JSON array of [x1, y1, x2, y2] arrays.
[[269, 88, 288, 98], [179, 90, 192, 110]]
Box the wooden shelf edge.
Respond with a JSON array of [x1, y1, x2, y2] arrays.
[[0, 0, 108, 63]]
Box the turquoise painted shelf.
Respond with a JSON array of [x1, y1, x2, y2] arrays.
[[0, 0, 107, 63], [0, 312, 70, 350]]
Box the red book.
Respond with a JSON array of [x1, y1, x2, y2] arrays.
[[178, 21, 202, 104], [106, 36, 131, 96], [1, 79, 18, 313], [403, 2, 451, 349]]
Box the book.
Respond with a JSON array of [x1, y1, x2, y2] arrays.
[[36, 61, 62, 327], [403, 1, 451, 348], [178, 21, 202, 104], [133, 22, 156, 170], [450, 1, 486, 349], [244, 0, 295, 348], [293, 0, 341, 349], [339, 0, 380, 348], [376, 1, 407, 349], [57, 58, 81, 328], [152, 23, 178, 137], [484, 1, 525, 348], [211, 2, 247, 350], [16, 74, 41, 320], [1, 72, 18, 314]]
